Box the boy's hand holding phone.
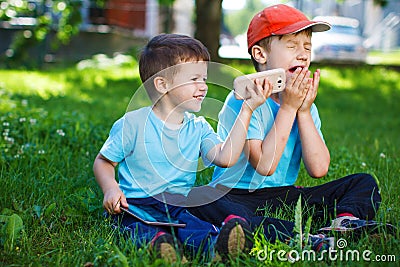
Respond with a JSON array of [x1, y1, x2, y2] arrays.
[[243, 77, 274, 111], [234, 68, 286, 101]]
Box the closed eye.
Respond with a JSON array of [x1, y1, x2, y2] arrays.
[[191, 77, 207, 82]]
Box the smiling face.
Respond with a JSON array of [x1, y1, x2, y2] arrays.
[[164, 61, 208, 113]]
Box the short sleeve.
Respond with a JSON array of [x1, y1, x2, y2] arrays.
[[100, 116, 136, 163], [199, 118, 222, 167], [100, 118, 125, 163], [247, 104, 275, 140]]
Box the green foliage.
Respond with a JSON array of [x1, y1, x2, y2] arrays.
[[54, 1, 83, 45], [7, 15, 52, 65], [293, 196, 303, 249], [0, 0, 32, 20], [93, 241, 129, 267], [0, 213, 24, 251], [291, 196, 313, 251], [0, 0, 106, 66]]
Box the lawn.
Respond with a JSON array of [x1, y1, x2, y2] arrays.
[[367, 49, 400, 66], [1, 56, 399, 266]]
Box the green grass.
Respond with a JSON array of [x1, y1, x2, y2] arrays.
[[367, 49, 400, 66], [1, 59, 399, 266]]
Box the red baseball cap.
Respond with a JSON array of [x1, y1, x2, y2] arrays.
[[247, 4, 331, 52]]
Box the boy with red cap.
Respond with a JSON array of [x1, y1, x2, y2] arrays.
[[189, 4, 391, 242]]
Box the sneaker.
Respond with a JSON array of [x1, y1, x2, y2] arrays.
[[308, 234, 335, 252], [319, 216, 396, 235], [151, 231, 187, 264], [215, 215, 254, 260]]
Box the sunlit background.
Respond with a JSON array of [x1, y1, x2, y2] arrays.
[[1, 0, 399, 65]]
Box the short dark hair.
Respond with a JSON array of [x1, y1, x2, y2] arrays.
[[139, 33, 210, 83]]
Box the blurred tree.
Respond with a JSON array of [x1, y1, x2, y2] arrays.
[[194, 0, 223, 61], [159, 0, 175, 33], [373, 0, 388, 7]]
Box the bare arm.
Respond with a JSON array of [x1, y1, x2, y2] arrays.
[[245, 106, 297, 175], [297, 112, 330, 177], [207, 78, 273, 167], [297, 69, 330, 177], [93, 153, 128, 213]]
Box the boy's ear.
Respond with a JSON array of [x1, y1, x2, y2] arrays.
[[153, 76, 169, 94], [251, 45, 267, 65]]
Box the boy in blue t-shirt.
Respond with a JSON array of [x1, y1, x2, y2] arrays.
[[189, 5, 389, 243], [93, 33, 271, 262]]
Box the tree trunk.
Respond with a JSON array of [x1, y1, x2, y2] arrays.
[[194, 0, 223, 61]]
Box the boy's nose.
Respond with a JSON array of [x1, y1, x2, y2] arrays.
[[297, 49, 309, 61], [199, 82, 208, 91], [297, 53, 308, 61]]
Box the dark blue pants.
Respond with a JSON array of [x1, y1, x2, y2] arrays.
[[222, 173, 381, 221], [112, 196, 219, 256], [187, 173, 381, 243], [187, 187, 295, 243]]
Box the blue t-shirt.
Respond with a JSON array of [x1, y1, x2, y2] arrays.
[[100, 106, 222, 198], [211, 92, 324, 190]]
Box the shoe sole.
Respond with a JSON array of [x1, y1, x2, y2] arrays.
[[227, 224, 246, 256], [216, 218, 253, 259], [159, 242, 178, 263], [152, 234, 188, 264]]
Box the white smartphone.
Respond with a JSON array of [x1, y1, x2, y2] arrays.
[[233, 68, 286, 100]]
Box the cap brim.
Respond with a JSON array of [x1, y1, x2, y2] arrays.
[[273, 21, 331, 35]]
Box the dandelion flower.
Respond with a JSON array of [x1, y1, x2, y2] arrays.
[[56, 129, 65, 136], [361, 162, 366, 167]]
